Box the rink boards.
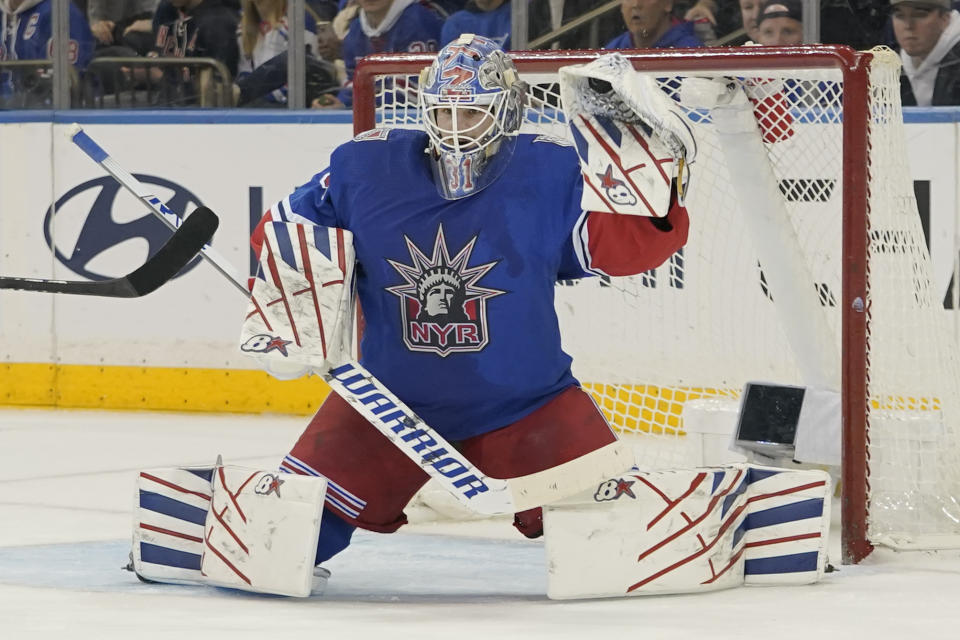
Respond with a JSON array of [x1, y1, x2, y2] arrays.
[[0, 110, 958, 416]]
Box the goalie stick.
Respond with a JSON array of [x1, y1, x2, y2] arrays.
[[0, 207, 218, 298], [67, 124, 249, 297], [67, 124, 631, 516]]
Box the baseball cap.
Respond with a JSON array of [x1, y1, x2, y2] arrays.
[[758, 0, 803, 25]]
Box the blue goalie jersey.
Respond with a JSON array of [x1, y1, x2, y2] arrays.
[[269, 129, 593, 441]]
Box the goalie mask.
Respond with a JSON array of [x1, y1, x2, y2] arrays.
[[419, 34, 527, 200]]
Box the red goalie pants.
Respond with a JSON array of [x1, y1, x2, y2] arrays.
[[282, 384, 618, 541]]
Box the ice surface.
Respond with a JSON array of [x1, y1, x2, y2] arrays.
[[1, 407, 959, 639]]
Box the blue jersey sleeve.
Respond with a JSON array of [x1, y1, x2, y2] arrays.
[[535, 139, 592, 281], [558, 210, 591, 281], [271, 169, 341, 229]]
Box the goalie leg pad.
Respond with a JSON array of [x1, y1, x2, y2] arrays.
[[201, 465, 328, 597], [132, 465, 215, 586], [543, 464, 831, 599], [132, 464, 329, 597]]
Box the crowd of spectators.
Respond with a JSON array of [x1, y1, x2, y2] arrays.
[[1, 0, 959, 107]]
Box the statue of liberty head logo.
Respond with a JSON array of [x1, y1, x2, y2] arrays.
[[387, 225, 505, 356]]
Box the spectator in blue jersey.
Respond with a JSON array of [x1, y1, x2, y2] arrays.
[[605, 0, 704, 49], [324, 0, 443, 108], [441, 0, 510, 48], [0, 0, 95, 107]]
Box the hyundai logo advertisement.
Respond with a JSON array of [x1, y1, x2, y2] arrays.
[[44, 175, 206, 282]]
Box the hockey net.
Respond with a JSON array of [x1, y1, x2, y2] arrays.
[[352, 47, 960, 561]]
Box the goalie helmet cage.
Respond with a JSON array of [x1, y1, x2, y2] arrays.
[[352, 46, 960, 564]]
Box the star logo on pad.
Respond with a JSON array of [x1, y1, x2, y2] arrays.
[[595, 165, 638, 207], [255, 473, 285, 498], [614, 479, 636, 499], [240, 334, 294, 357], [597, 165, 621, 189], [264, 337, 292, 356]]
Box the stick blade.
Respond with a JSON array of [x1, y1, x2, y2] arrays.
[[0, 275, 130, 296], [0, 207, 220, 298], [125, 206, 220, 296]]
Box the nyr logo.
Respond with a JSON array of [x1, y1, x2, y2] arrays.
[[386, 225, 505, 357], [45, 175, 204, 281]]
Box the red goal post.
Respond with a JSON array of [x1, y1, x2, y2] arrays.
[[352, 46, 960, 564]]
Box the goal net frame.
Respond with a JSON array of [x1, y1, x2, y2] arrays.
[[351, 46, 954, 564]]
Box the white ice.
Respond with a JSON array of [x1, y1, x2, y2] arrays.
[[1, 407, 959, 639]]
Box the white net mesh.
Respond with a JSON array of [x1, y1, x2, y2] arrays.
[[364, 48, 960, 551], [862, 52, 960, 549]]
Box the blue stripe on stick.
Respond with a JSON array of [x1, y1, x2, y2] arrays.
[[744, 498, 824, 530], [147, 196, 177, 219], [139, 542, 202, 570], [272, 223, 298, 270], [745, 551, 819, 575], [139, 490, 208, 525], [71, 130, 109, 162]]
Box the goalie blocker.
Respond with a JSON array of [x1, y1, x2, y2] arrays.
[[240, 221, 357, 380]]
